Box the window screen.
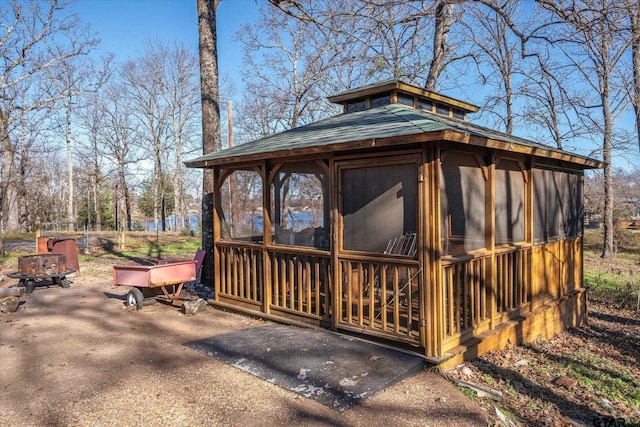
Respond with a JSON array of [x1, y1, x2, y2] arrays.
[[495, 160, 525, 245], [563, 173, 583, 238], [440, 151, 486, 255], [534, 167, 583, 244], [271, 161, 329, 249], [533, 169, 547, 243], [342, 162, 417, 253], [220, 169, 263, 241]]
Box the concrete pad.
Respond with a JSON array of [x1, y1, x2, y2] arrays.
[[186, 324, 426, 411]]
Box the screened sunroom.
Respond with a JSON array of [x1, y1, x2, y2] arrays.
[[185, 80, 601, 366]]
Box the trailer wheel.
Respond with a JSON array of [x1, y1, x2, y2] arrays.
[[126, 288, 144, 310], [25, 280, 36, 294]]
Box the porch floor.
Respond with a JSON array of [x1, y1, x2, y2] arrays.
[[186, 324, 426, 411]]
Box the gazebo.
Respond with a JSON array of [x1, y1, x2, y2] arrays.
[[185, 80, 602, 367]]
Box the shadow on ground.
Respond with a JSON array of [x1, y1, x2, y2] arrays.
[[187, 324, 426, 411]]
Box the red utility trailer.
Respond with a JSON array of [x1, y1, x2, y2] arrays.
[[113, 260, 197, 310]]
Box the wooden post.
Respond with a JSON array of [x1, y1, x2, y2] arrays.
[[212, 166, 222, 299], [262, 161, 272, 314], [428, 143, 443, 358], [527, 161, 536, 309], [119, 219, 126, 251], [331, 156, 340, 332], [418, 148, 429, 355], [486, 154, 496, 329], [35, 217, 41, 250]]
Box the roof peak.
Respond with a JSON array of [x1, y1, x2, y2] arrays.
[[327, 79, 479, 119]]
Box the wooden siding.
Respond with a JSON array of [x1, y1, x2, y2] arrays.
[[532, 238, 583, 304]]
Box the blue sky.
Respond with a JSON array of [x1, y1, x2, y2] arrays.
[[70, 0, 262, 96], [68, 0, 638, 168]]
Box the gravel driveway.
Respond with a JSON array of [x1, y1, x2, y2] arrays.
[[0, 276, 489, 426]]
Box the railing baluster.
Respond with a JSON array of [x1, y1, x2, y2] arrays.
[[441, 247, 532, 341]]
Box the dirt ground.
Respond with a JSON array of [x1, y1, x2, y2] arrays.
[[0, 275, 490, 427]]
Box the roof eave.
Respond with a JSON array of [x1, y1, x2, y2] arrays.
[[185, 129, 602, 170], [184, 131, 449, 168], [442, 129, 603, 169]]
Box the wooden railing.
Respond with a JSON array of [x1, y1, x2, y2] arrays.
[[442, 254, 489, 338], [269, 247, 331, 319], [216, 240, 538, 353], [217, 242, 263, 305], [442, 246, 531, 343], [336, 256, 422, 344], [216, 242, 331, 320], [496, 247, 530, 313]]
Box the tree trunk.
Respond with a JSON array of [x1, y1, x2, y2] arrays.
[[91, 129, 102, 231], [118, 162, 132, 232], [153, 179, 159, 233], [198, 0, 221, 286], [174, 163, 185, 233], [0, 108, 20, 238], [66, 96, 75, 232], [602, 86, 614, 258], [93, 173, 101, 231], [17, 126, 28, 231], [631, 2, 640, 153], [160, 172, 166, 232], [425, 1, 454, 91]]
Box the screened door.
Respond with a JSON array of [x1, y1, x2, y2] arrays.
[[335, 155, 423, 345]]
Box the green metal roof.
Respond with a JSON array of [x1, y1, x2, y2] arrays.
[[185, 103, 602, 169]]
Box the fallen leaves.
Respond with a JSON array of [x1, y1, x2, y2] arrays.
[[446, 300, 640, 426], [553, 376, 579, 390]]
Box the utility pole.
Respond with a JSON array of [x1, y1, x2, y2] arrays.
[[226, 101, 237, 237]]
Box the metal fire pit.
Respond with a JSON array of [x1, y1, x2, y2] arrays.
[[8, 254, 75, 294], [19, 254, 67, 276]]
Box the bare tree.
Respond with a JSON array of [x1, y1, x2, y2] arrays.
[[121, 45, 171, 233], [538, 0, 631, 258], [237, 5, 346, 134], [517, 54, 587, 149], [198, 0, 221, 286], [464, 0, 520, 134], [425, 1, 458, 90], [11, 100, 51, 231], [624, 0, 640, 153], [100, 83, 140, 231], [267, 0, 470, 91], [0, 0, 99, 240], [44, 55, 111, 232], [160, 42, 201, 233], [76, 92, 109, 231]]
